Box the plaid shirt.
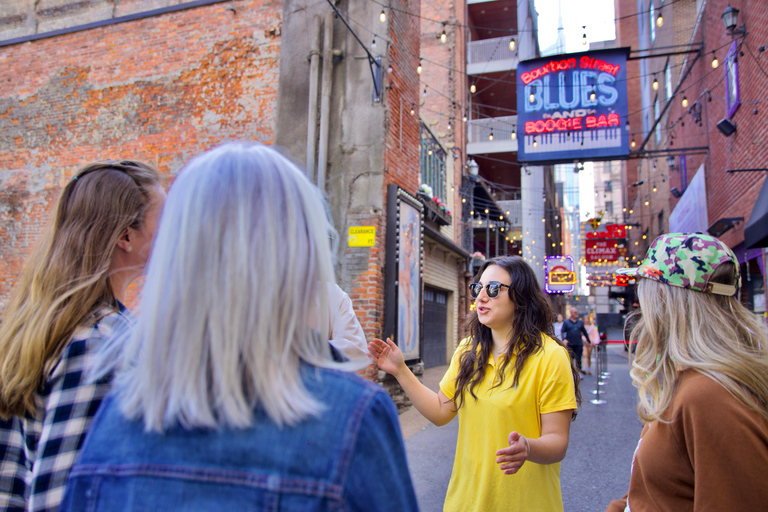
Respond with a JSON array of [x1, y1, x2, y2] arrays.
[[0, 304, 133, 512]]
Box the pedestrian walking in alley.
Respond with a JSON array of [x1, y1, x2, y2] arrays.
[[0, 160, 165, 512], [60, 142, 418, 512], [561, 308, 590, 374], [553, 313, 565, 342], [370, 256, 580, 512], [582, 316, 600, 375], [607, 233, 768, 511]]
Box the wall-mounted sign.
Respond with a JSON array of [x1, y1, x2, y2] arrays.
[[586, 223, 626, 239], [585, 239, 627, 262], [348, 226, 376, 247], [545, 255, 576, 294], [517, 48, 630, 164]]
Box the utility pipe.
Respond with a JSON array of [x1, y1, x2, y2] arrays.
[[317, 10, 334, 191], [306, 15, 322, 181]]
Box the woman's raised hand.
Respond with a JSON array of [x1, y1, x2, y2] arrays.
[[368, 338, 405, 376]]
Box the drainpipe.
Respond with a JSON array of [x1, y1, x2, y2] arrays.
[[317, 10, 334, 191], [306, 15, 322, 182]]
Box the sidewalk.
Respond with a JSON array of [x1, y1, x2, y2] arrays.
[[401, 344, 643, 512]]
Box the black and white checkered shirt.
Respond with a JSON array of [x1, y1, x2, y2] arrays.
[[0, 304, 133, 512]]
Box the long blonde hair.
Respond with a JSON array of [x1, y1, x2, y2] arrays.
[[0, 161, 160, 418], [630, 263, 768, 423], [107, 143, 338, 432]]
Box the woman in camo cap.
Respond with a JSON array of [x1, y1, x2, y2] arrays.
[[607, 233, 768, 511]]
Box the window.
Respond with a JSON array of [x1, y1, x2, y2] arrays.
[[654, 96, 660, 143], [604, 181, 613, 193], [658, 210, 664, 235], [605, 201, 614, 215], [649, 2, 656, 43], [419, 123, 447, 202], [664, 61, 672, 103]]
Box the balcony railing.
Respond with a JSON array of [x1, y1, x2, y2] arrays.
[[468, 36, 518, 74], [497, 200, 522, 227], [467, 115, 518, 154]]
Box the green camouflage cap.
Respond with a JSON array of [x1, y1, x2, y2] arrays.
[[616, 233, 740, 296]]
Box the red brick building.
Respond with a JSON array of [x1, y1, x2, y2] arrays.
[[622, 0, 767, 321]]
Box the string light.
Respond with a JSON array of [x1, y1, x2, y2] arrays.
[[440, 26, 447, 44], [711, 51, 719, 68], [470, 83, 476, 94], [423, 87, 427, 98], [462, 109, 468, 122], [529, 87, 536, 103], [590, 88, 596, 101], [447, 119, 452, 130], [652, 75, 659, 90], [489, 130, 494, 141], [631, 138, 636, 148], [682, 96, 688, 108], [379, 9, 386, 23], [652, 183, 657, 192], [533, 137, 538, 148], [511, 130, 517, 140], [371, 38, 376, 50], [509, 38, 516, 51], [656, 10, 663, 27], [582, 26, 587, 45], [417, 59, 422, 75], [410, 105, 415, 115]]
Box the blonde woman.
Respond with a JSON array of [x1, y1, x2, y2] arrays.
[[0, 161, 165, 512], [607, 233, 768, 511], [60, 143, 417, 511]]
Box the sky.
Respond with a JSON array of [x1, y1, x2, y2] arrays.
[[534, 0, 617, 54]]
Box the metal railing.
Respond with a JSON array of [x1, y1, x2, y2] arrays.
[[468, 36, 516, 67], [467, 115, 517, 144]]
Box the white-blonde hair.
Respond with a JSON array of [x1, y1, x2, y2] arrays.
[[105, 142, 338, 432], [630, 263, 768, 423]]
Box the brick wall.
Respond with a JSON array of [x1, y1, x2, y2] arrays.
[[0, 0, 282, 310]]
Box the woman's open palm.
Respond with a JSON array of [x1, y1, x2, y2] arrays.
[[368, 338, 405, 375]]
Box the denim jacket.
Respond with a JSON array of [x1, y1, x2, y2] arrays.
[[61, 366, 419, 512]]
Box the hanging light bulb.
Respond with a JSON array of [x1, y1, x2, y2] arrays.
[[653, 183, 657, 192], [371, 38, 377, 50], [447, 120, 452, 130], [656, 11, 663, 27], [682, 96, 688, 108], [380, 9, 386, 23], [423, 87, 427, 98], [410, 105, 415, 116], [387, 64, 393, 73], [417, 59, 422, 75], [470, 83, 476, 94], [631, 138, 636, 148], [440, 27, 447, 44], [590, 88, 596, 101], [511, 130, 517, 140], [529, 86, 536, 103], [462, 109, 468, 122], [652, 75, 659, 90], [711, 51, 719, 68], [533, 137, 538, 148], [509, 38, 516, 51], [582, 26, 587, 45], [489, 130, 494, 141]]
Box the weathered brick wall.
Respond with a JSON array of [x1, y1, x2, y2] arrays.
[[0, 0, 282, 310], [664, 0, 768, 250]]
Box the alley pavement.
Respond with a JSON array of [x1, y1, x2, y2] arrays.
[[401, 343, 643, 512]]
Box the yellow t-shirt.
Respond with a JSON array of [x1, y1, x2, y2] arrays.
[[439, 335, 577, 512]]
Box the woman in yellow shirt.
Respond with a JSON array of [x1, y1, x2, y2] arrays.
[[370, 256, 581, 512]]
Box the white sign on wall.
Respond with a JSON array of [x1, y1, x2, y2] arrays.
[[669, 164, 708, 233]]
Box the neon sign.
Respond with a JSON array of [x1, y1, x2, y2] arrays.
[[517, 48, 630, 164], [545, 255, 576, 294]]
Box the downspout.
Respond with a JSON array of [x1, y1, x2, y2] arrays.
[[306, 15, 322, 181], [317, 10, 334, 191]]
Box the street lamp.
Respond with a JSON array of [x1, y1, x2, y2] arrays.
[[721, 5, 745, 36], [666, 155, 676, 169], [467, 158, 479, 178]]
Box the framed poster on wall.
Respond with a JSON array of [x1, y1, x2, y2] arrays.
[[384, 185, 424, 363]]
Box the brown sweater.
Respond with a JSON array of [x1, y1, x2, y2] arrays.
[[607, 371, 768, 512]]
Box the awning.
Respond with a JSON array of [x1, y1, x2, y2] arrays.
[[745, 177, 768, 248]]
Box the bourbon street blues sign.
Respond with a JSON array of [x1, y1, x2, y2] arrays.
[[517, 48, 630, 164]]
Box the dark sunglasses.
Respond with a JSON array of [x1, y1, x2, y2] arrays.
[[469, 281, 510, 299]]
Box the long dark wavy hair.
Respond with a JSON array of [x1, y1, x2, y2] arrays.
[[454, 256, 582, 415]]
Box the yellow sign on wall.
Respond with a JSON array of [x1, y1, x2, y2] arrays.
[[348, 226, 376, 247]]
